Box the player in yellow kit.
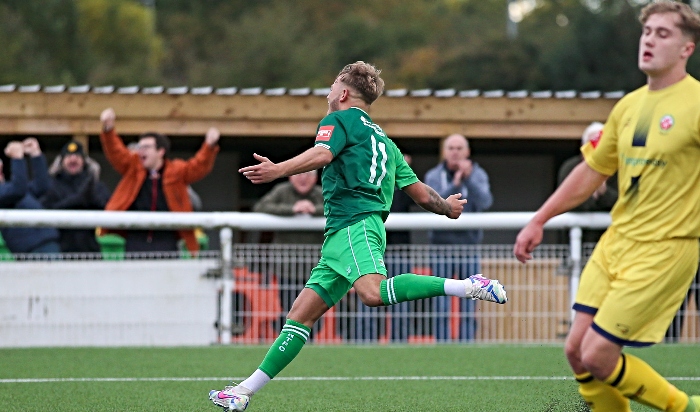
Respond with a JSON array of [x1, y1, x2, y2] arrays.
[[514, 1, 700, 411]]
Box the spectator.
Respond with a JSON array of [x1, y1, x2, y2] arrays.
[[0, 138, 61, 256], [252, 170, 325, 330], [425, 134, 493, 341], [127, 141, 204, 212], [557, 122, 618, 243], [41, 141, 111, 253], [252, 170, 324, 244], [99, 108, 219, 254]]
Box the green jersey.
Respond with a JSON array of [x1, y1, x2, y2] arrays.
[[314, 107, 419, 235]]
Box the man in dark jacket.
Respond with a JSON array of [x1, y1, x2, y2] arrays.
[[41, 141, 111, 253], [0, 138, 61, 256]]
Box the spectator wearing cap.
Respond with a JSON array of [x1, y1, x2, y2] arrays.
[[0, 138, 61, 255], [99, 108, 220, 254], [557, 122, 618, 243], [41, 140, 112, 253]]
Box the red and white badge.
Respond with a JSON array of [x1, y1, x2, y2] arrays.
[[316, 126, 334, 141], [660, 115, 674, 131], [590, 130, 602, 148]]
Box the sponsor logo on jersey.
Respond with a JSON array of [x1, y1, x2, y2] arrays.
[[590, 130, 602, 148], [316, 126, 334, 141], [659, 115, 674, 131]]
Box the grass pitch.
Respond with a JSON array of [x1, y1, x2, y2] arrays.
[[0, 344, 698, 411]]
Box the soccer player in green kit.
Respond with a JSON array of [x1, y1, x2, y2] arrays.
[[209, 61, 507, 411]]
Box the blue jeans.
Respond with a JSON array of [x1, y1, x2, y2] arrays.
[[431, 251, 480, 342]]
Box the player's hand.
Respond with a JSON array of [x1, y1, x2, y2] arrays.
[[22, 137, 41, 157], [239, 153, 282, 184], [445, 193, 467, 219], [513, 221, 544, 263], [100, 108, 116, 132], [205, 127, 220, 146], [4, 141, 24, 159]]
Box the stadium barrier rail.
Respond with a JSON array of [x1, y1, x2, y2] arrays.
[[0, 210, 695, 345]]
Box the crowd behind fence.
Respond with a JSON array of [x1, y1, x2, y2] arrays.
[[0, 210, 697, 346]]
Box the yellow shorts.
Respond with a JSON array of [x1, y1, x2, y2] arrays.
[[574, 228, 698, 346]]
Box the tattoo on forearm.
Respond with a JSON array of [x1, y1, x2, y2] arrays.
[[426, 186, 451, 215]]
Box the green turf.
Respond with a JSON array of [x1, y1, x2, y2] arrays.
[[0, 344, 698, 411]]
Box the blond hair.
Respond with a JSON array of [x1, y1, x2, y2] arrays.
[[336, 61, 385, 105], [640, 0, 700, 44]]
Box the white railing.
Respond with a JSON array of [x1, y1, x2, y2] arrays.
[[0, 210, 615, 345], [0, 209, 611, 230]]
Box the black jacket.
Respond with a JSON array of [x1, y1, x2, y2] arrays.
[[41, 169, 111, 253]]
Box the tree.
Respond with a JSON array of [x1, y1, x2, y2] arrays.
[[77, 0, 163, 85]]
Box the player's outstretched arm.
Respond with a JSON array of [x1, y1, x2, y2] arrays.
[[239, 146, 332, 184], [402, 181, 466, 219], [513, 161, 609, 263]]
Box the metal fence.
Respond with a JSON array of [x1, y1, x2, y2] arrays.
[[224, 243, 575, 344], [0, 210, 697, 346]]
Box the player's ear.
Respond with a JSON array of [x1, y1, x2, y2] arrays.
[[682, 41, 695, 59]]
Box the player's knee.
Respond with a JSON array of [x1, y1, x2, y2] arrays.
[[564, 338, 579, 360], [579, 350, 608, 379], [564, 341, 581, 366], [356, 290, 383, 307]]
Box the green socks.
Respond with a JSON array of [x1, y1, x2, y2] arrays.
[[258, 319, 311, 378], [380, 273, 446, 305]]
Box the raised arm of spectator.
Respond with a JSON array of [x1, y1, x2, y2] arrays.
[[0, 142, 29, 207], [22, 138, 51, 198], [99, 108, 137, 174], [181, 127, 220, 184]]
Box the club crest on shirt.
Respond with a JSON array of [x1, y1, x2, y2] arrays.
[[659, 115, 674, 132], [590, 130, 602, 148], [316, 126, 334, 141]]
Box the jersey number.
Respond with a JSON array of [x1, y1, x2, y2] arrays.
[[369, 135, 387, 186]]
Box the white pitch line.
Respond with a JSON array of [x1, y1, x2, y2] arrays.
[[1, 376, 699, 384]]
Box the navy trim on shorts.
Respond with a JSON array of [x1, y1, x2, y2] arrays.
[[572, 303, 598, 315], [592, 323, 655, 347]]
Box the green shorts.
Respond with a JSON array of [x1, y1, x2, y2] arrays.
[[306, 214, 388, 307]]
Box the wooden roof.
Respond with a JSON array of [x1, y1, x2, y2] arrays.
[[0, 86, 619, 140]]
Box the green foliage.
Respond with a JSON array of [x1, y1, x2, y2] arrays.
[[1, 0, 698, 90], [77, 0, 163, 85], [0, 0, 84, 84]]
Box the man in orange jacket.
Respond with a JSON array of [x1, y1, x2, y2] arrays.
[[99, 107, 219, 254]]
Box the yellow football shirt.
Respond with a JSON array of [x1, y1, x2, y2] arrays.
[[582, 75, 700, 241]]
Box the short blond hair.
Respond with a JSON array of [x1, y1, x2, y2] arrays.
[[337, 61, 385, 105], [640, 0, 700, 44]]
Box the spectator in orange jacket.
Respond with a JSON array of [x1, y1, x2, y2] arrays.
[[99, 107, 220, 254]]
